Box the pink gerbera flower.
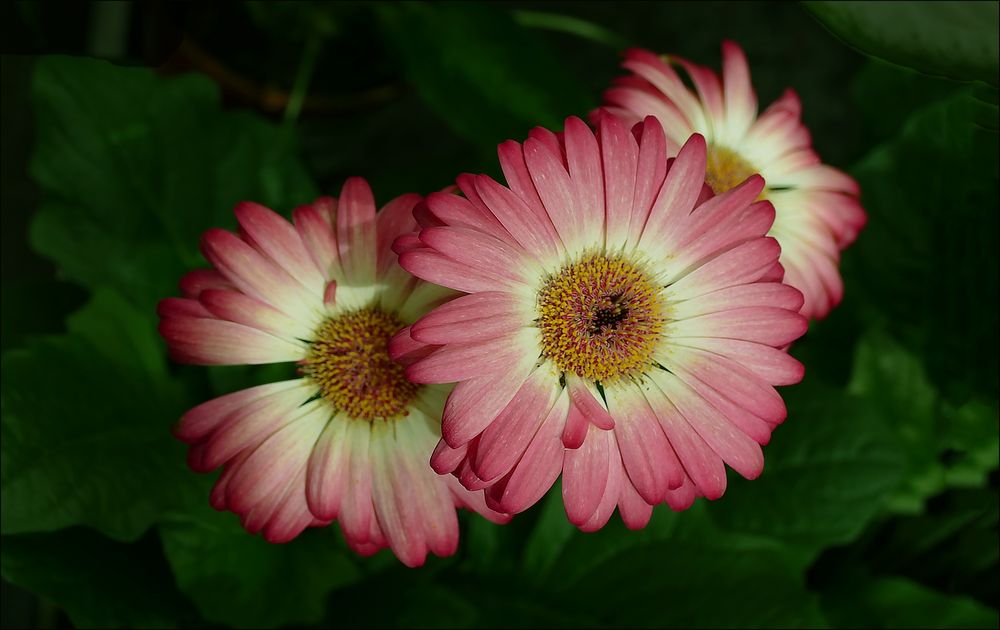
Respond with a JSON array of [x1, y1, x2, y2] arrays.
[[392, 115, 808, 531], [601, 42, 866, 319], [157, 177, 507, 567]]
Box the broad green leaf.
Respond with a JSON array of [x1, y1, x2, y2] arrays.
[[848, 329, 999, 512], [29, 55, 318, 312], [374, 2, 592, 155], [860, 486, 999, 603], [1, 528, 199, 629], [849, 59, 963, 143], [158, 510, 360, 629], [707, 378, 906, 550], [821, 574, 998, 629], [805, 1, 999, 85], [0, 290, 200, 540], [843, 94, 998, 403], [324, 574, 596, 629], [531, 506, 825, 628]]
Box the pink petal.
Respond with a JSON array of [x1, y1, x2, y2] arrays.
[[660, 176, 768, 266], [305, 416, 350, 520], [235, 201, 325, 293], [439, 356, 535, 447], [425, 190, 516, 247], [578, 433, 623, 532], [667, 345, 787, 423], [617, 474, 654, 530], [610, 387, 684, 501], [666, 237, 781, 301], [564, 116, 605, 241], [174, 380, 304, 443], [673, 282, 804, 319], [369, 426, 429, 567], [721, 40, 757, 139], [405, 333, 532, 384], [664, 474, 699, 511], [474, 175, 563, 264], [387, 325, 436, 368], [561, 401, 590, 449], [653, 371, 764, 481], [523, 136, 584, 251], [473, 370, 559, 483], [198, 388, 317, 472], [376, 193, 421, 276], [179, 269, 234, 298], [199, 289, 310, 339], [489, 390, 568, 514], [670, 305, 807, 347], [398, 249, 518, 294], [157, 297, 213, 319], [645, 383, 728, 500], [336, 177, 378, 286], [562, 424, 612, 526], [430, 438, 467, 475], [418, 226, 533, 283], [337, 421, 376, 545], [672, 337, 804, 386], [225, 407, 326, 515], [626, 116, 669, 246], [567, 375, 615, 430], [200, 228, 320, 320], [638, 133, 708, 251], [158, 316, 304, 365], [293, 201, 343, 283], [674, 56, 725, 135], [598, 113, 639, 248]]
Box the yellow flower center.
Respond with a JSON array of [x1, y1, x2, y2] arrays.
[[302, 308, 418, 420], [537, 256, 665, 383], [705, 144, 758, 195]]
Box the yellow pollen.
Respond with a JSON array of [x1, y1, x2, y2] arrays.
[[536, 256, 665, 382], [705, 144, 759, 195], [301, 308, 418, 420]]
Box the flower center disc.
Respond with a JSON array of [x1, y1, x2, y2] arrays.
[[537, 256, 664, 382], [706, 144, 758, 194], [303, 308, 418, 420]]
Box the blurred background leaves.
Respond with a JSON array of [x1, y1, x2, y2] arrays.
[[1, 1, 997, 628]]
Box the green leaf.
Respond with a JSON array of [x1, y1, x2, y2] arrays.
[[861, 486, 999, 603], [1, 290, 200, 540], [530, 506, 826, 628], [821, 574, 998, 629], [1, 528, 200, 629], [843, 93, 999, 403], [374, 2, 593, 155], [805, 1, 999, 86], [707, 377, 906, 550], [29, 55, 318, 312], [849, 59, 963, 144], [158, 510, 360, 629], [847, 329, 998, 512]]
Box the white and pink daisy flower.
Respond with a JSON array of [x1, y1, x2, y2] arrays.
[[392, 115, 808, 531], [600, 41, 866, 319], [158, 177, 507, 567]]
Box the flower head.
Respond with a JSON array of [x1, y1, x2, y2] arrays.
[[393, 115, 807, 530], [158, 177, 507, 567], [601, 42, 866, 319]]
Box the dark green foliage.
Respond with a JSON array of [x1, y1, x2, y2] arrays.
[[1, 2, 996, 628]]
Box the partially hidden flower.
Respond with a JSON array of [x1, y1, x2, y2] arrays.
[[158, 177, 507, 567], [600, 41, 866, 319], [392, 115, 808, 531]]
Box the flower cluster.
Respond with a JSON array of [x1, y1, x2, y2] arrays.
[[159, 42, 864, 566]]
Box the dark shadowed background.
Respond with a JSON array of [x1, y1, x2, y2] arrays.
[[1, 1, 997, 628]]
